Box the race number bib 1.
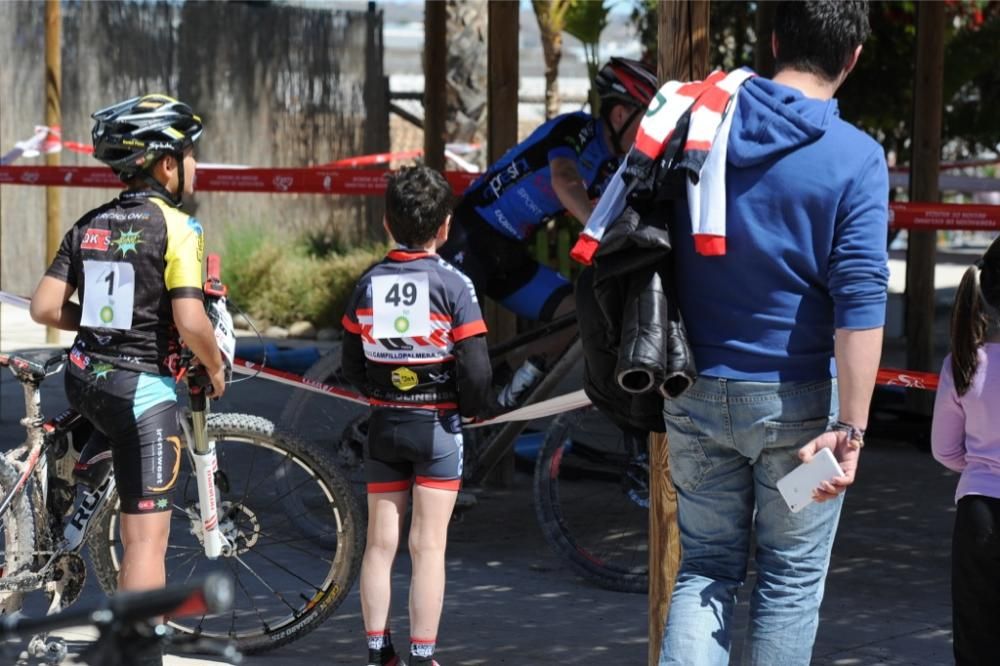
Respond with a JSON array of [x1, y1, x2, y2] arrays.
[[80, 260, 135, 329], [371, 273, 431, 338]]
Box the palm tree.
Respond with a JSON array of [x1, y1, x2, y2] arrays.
[[532, 0, 574, 120], [446, 0, 487, 163]]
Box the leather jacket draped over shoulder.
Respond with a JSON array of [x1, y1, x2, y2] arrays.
[[576, 202, 696, 434]]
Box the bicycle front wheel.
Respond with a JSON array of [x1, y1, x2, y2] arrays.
[[278, 348, 368, 499], [0, 456, 35, 614], [533, 406, 650, 593], [88, 413, 363, 653]]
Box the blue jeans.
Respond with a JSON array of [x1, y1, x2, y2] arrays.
[[659, 377, 842, 666]]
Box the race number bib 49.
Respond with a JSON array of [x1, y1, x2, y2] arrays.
[[371, 273, 431, 338], [81, 260, 135, 329]]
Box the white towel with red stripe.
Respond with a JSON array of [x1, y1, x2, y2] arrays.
[[571, 68, 755, 265]]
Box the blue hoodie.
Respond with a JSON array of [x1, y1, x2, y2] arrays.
[[672, 76, 889, 381]]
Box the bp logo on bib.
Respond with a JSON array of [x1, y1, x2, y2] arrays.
[[391, 367, 418, 391]]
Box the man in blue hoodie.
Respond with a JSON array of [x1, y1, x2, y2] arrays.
[[660, 3, 888, 665]]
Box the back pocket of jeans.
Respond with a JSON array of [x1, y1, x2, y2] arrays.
[[663, 412, 711, 492], [761, 416, 831, 485]]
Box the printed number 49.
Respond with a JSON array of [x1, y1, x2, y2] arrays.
[[385, 282, 417, 307]]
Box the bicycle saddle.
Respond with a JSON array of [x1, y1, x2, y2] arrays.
[[0, 348, 67, 384]]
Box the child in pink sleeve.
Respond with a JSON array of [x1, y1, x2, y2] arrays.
[[931, 235, 1000, 665]]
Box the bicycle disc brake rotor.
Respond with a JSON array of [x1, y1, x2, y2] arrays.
[[220, 501, 260, 554]]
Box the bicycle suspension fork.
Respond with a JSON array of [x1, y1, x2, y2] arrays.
[[183, 390, 226, 559]]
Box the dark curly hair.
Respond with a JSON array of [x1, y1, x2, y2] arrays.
[[951, 235, 1000, 395], [773, 1, 871, 81], [384, 165, 454, 248]]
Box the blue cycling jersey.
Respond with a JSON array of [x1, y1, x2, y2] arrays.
[[460, 112, 619, 240]]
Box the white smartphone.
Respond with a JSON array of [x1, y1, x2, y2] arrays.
[[776, 447, 845, 513]]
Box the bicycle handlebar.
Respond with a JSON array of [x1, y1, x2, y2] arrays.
[[0, 573, 234, 639]]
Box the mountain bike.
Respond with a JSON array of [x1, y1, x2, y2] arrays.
[[280, 313, 651, 593], [0, 572, 240, 665], [0, 341, 363, 654]]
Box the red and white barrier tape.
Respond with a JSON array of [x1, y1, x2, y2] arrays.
[[875, 367, 940, 391], [3, 164, 999, 230], [0, 165, 479, 196], [889, 202, 1000, 232]]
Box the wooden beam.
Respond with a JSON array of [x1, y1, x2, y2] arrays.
[[905, 1, 944, 414], [754, 1, 776, 77], [485, 0, 520, 486], [650, 2, 709, 664], [486, 0, 519, 346], [658, 0, 709, 83], [45, 0, 61, 344], [423, 0, 447, 171]]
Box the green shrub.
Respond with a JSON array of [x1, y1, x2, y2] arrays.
[[221, 226, 385, 329]]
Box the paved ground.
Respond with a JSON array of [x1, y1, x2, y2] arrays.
[[0, 248, 978, 665]]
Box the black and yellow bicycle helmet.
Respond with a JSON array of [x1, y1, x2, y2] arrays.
[[91, 94, 203, 197]]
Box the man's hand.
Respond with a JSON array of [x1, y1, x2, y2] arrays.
[[172, 297, 225, 398], [797, 430, 861, 502], [206, 362, 227, 398]]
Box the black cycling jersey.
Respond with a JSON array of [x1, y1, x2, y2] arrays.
[[340, 249, 493, 418], [46, 190, 204, 376]]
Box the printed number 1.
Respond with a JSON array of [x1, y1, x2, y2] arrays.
[[105, 270, 114, 296], [385, 282, 417, 307]]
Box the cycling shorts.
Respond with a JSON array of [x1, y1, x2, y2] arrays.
[[439, 201, 572, 321], [64, 359, 181, 514], [365, 408, 464, 493]]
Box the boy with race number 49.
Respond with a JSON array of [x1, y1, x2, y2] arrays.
[[341, 165, 494, 666]]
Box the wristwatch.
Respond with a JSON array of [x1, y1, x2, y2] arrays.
[[832, 420, 865, 450]]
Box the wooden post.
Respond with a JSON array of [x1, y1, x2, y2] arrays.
[[484, 0, 520, 486], [423, 0, 447, 172], [651, 2, 709, 664], [486, 0, 519, 348], [44, 0, 61, 344], [905, 1, 944, 414], [364, 2, 389, 240], [754, 1, 776, 77]]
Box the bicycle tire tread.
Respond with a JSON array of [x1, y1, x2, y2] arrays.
[[86, 412, 364, 654]]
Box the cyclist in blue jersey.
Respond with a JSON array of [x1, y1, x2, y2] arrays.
[[439, 57, 657, 322]]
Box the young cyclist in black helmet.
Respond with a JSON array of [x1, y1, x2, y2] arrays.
[[341, 165, 493, 666], [30, 94, 225, 666], [438, 57, 658, 323]]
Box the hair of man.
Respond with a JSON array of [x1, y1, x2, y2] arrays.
[[773, 0, 872, 81]]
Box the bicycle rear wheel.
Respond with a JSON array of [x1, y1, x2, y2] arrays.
[[0, 455, 36, 614], [278, 348, 368, 500], [532, 406, 650, 593], [88, 413, 363, 654]]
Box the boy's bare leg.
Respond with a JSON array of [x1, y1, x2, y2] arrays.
[[361, 490, 410, 631], [408, 484, 459, 639]]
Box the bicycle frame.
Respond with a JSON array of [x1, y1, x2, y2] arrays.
[[0, 353, 228, 592], [465, 315, 583, 485]]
